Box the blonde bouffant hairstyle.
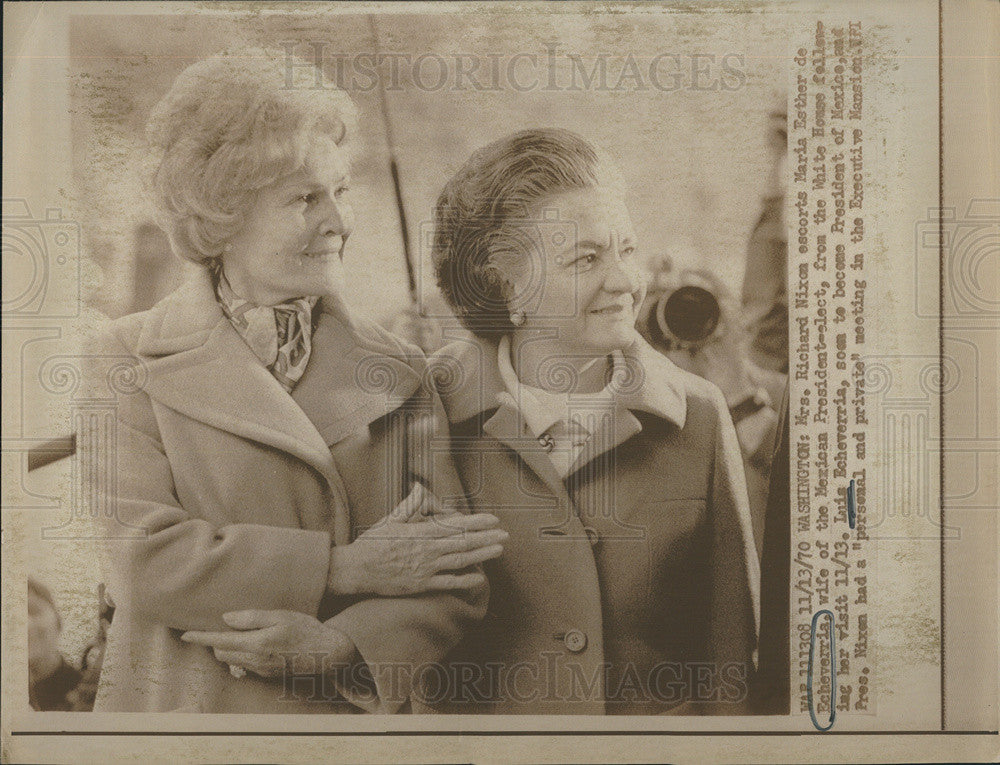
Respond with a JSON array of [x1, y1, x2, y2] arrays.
[[146, 47, 357, 264]]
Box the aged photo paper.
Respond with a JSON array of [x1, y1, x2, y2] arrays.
[[2, 1, 997, 762]]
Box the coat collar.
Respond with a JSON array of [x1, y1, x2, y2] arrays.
[[134, 267, 223, 357], [135, 265, 369, 358], [131, 268, 423, 480], [437, 331, 688, 430], [435, 331, 688, 496]]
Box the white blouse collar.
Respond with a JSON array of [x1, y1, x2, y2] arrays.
[[496, 335, 623, 440]]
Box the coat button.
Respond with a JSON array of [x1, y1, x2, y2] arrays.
[[583, 526, 599, 546], [563, 629, 587, 653], [538, 433, 555, 453]]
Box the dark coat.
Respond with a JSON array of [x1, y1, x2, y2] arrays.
[[431, 334, 760, 714]]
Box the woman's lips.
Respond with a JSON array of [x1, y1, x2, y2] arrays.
[[302, 238, 345, 260], [590, 302, 630, 315]]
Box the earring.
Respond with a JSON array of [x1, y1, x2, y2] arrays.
[[510, 310, 525, 327]]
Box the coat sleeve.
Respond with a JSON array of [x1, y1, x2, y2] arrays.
[[324, 585, 488, 713], [705, 386, 762, 714], [89, 326, 333, 632], [322, 389, 489, 714]]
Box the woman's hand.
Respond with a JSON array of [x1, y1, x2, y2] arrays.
[[327, 482, 507, 598], [181, 610, 355, 679]]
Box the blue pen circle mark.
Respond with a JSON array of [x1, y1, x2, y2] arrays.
[[807, 609, 837, 731]]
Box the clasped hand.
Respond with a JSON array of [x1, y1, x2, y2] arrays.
[[181, 609, 355, 679], [329, 481, 507, 597], [182, 483, 506, 679]]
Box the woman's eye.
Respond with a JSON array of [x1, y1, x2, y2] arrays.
[[334, 185, 349, 198], [620, 245, 636, 258], [573, 253, 598, 268], [297, 192, 318, 205]]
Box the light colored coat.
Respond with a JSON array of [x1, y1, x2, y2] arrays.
[[90, 270, 485, 713], [433, 335, 760, 715]]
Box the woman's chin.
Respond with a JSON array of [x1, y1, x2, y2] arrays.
[[577, 321, 638, 353], [574, 334, 632, 356], [297, 265, 347, 300]]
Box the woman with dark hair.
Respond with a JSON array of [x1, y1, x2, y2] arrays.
[[430, 128, 759, 714]]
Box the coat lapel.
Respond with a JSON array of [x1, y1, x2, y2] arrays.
[[290, 311, 423, 447], [438, 332, 691, 498], [563, 340, 688, 474], [133, 270, 337, 482], [482, 401, 572, 504], [565, 404, 643, 477], [437, 335, 570, 503]]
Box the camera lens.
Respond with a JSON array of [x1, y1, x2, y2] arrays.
[[658, 285, 721, 344]]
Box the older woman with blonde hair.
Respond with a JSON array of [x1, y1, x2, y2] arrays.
[[431, 128, 760, 714], [91, 48, 505, 714]]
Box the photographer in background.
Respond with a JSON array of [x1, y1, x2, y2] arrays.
[[741, 104, 789, 374], [636, 259, 785, 556]]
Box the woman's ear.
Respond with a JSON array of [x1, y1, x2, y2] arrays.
[[499, 275, 533, 328], [487, 251, 529, 310]]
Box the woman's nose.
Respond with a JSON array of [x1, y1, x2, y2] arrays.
[[604, 254, 642, 293], [318, 196, 353, 239]]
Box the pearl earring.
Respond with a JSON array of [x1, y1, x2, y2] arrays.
[[510, 310, 525, 327]]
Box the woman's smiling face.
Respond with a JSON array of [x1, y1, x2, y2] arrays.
[[221, 136, 355, 305], [511, 185, 646, 355]]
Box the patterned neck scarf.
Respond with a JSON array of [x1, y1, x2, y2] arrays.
[[211, 263, 319, 392]]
